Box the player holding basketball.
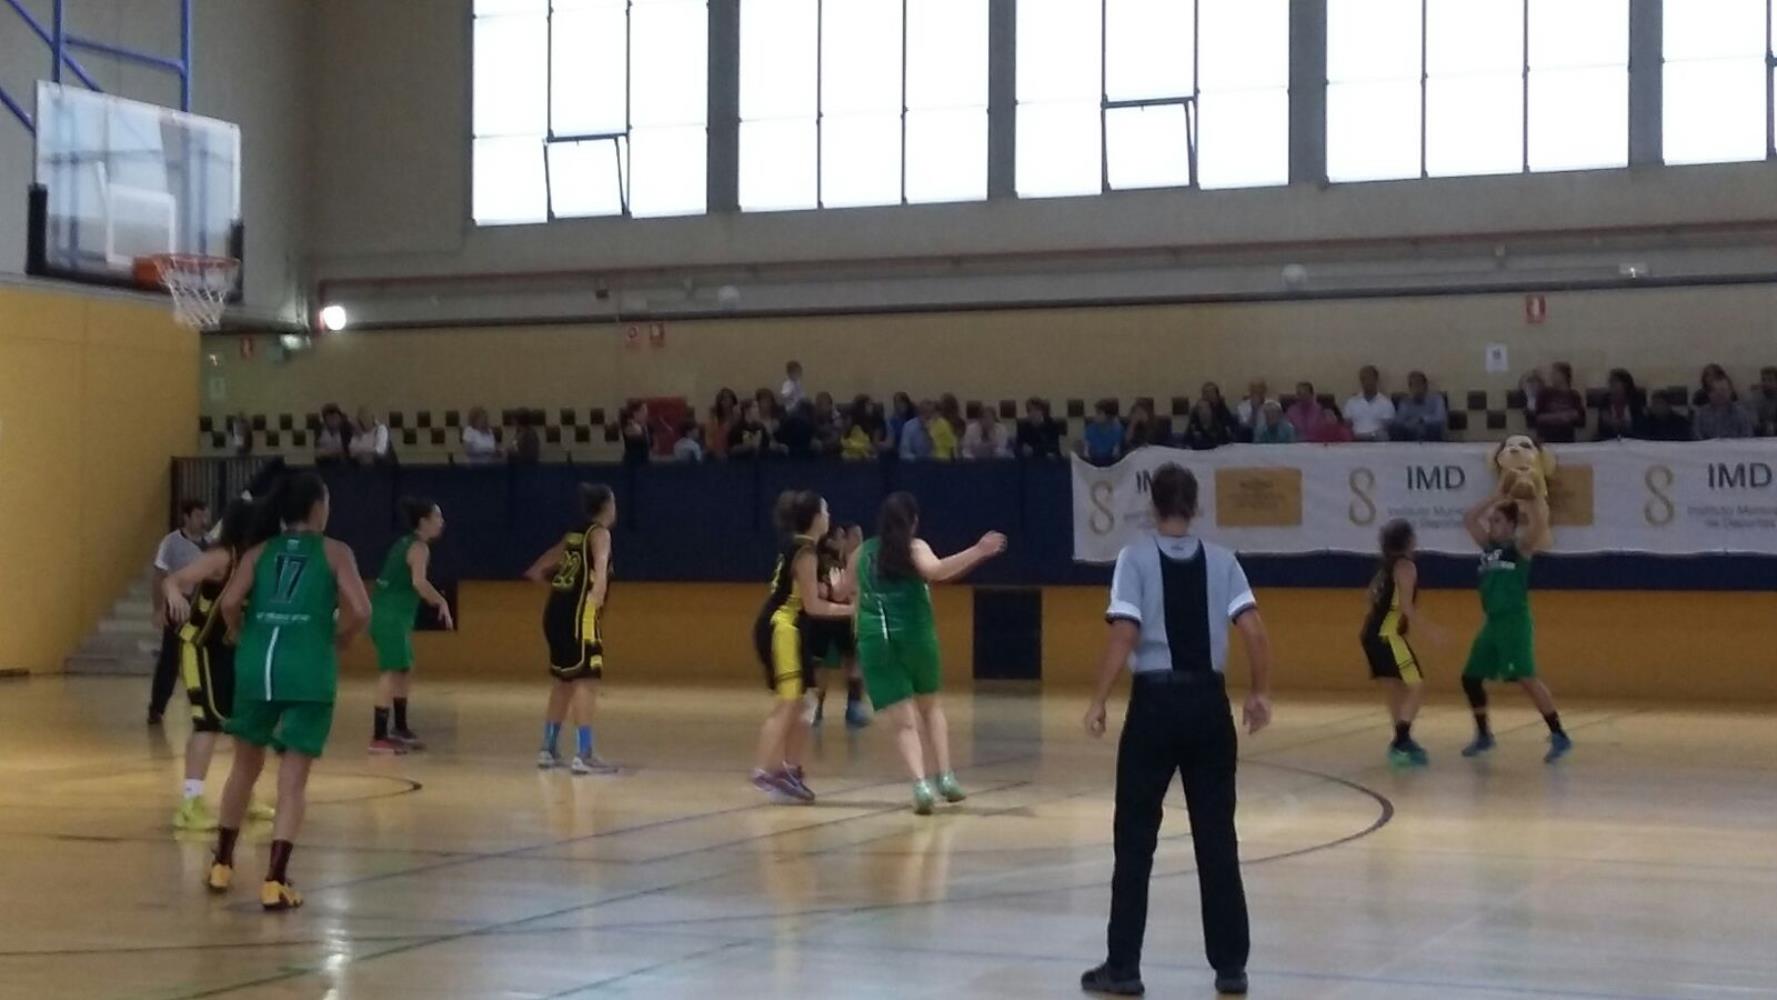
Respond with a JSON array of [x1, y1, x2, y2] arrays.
[[1361, 519, 1436, 767], [526, 484, 618, 775], [809, 522, 869, 730], [367, 498, 454, 754], [208, 473, 371, 910], [1459, 491, 1572, 762]]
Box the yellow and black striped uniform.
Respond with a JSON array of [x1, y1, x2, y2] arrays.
[[543, 523, 610, 681], [181, 559, 237, 732], [1361, 561, 1423, 684], [753, 535, 817, 700]]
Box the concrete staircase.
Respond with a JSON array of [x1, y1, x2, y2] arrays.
[[64, 572, 163, 675]]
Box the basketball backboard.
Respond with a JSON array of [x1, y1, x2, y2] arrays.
[[27, 82, 242, 295]]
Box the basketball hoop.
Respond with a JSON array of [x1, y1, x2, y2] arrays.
[[144, 253, 239, 331]]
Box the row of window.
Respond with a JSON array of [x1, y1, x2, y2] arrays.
[[473, 0, 1777, 225]]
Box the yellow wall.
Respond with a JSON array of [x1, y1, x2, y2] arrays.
[[204, 284, 1777, 431], [0, 284, 198, 674], [349, 582, 1777, 703]]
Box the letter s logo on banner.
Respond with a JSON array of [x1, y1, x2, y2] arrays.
[[1643, 465, 1675, 526], [1348, 468, 1377, 526], [1089, 480, 1117, 535]]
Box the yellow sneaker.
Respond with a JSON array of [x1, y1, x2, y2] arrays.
[[173, 796, 219, 832], [261, 879, 303, 911], [206, 861, 233, 894], [246, 800, 276, 823]]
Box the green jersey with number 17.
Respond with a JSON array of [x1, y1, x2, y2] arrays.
[[235, 532, 339, 703]]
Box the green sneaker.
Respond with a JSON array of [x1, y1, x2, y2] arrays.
[[912, 780, 936, 816], [173, 795, 218, 832], [935, 771, 967, 803]]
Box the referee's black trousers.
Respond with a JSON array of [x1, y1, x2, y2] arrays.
[[1106, 672, 1249, 975], [149, 624, 181, 718]]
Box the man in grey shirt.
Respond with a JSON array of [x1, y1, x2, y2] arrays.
[[1693, 377, 1755, 440], [1081, 464, 1273, 998], [147, 499, 210, 724]]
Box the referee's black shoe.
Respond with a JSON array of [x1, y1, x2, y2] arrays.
[[1080, 963, 1144, 996], [1215, 969, 1249, 994]]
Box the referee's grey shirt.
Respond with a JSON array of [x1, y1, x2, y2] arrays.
[[1105, 533, 1256, 675]]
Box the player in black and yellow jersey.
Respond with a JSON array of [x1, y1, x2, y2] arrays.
[[1361, 519, 1436, 767], [525, 484, 618, 776], [808, 522, 870, 730], [161, 499, 276, 831], [751, 490, 855, 803]]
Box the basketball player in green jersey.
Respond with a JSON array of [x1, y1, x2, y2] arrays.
[[368, 498, 454, 754], [852, 492, 1005, 814], [208, 473, 371, 910], [1460, 492, 1572, 763]]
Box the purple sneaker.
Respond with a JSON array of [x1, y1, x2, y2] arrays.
[[780, 766, 817, 803]]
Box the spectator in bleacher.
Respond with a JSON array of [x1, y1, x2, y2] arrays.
[[888, 392, 917, 450], [754, 388, 782, 431], [1594, 369, 1643, 442], [349, 407, 391, 465], [1693, 363, 1735, 406], [673, 421, 705, 463], [621, 402, 654, 465], [1633, 392, 1692, 442], [780, 360, 806, 410], [1235, 379, 1274, 434], [1390, 371, 1448, 442], [1756, 367, 1777, 436], [511, 411, 541, 464], [899, 400, 936, 461], [840, 395, 886, 461], [1124, 401, 1171, 451], [939, 394, 967, 440], [811, 392, 842, 457], [961, 407, 1014, 460], [1199, 382, 1240, 440], [1519, 370, 1545, 420], [1080, 400, 1124, 466], [776, 400, 818, 460], [316, 403, 350, 464], [705, 388, 740, 460], [1251, 400, 1296, 444], [1285, 381, 1322, 437], [1531, 362, 1586, 443], [1306, 403, 1356, 444], [1017, 398, 1065, 459], [728, 401, 770, 458], [461, 407, 501, 464], [1182, 398, 1235, 451], [1693, 377, 1755, 440], [929, 399, 960, 461], [226, 412, 252, 456], [1342, 366, 1395, 442]]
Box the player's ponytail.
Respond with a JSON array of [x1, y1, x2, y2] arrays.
[[399, 496, 438, 530], [774, 490, 824, 537], [875, 492, 920, 580]]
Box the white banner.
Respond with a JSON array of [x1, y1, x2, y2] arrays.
[[1072, 441, 1777, 563]]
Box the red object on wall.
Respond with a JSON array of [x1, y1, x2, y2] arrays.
[[1524, 294, 1547, 325], [238, 336, 256, 360], [648, 322, 667, 348], [635, 396, 689, 455]]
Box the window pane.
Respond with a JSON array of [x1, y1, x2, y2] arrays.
[[823, 0, 903, 115], [1663, 59, 1767, 164], [1528, 67, 1626, 171], [1664, 0, 1765, 60], [1105, 0, 1194, 101], [1199, 0, 1288, 91], [740, 0, 818, 120], [1017, 0, 1100, 102], [905, 107, 987, 203], [1198, 87, 1288, 188], [1106, 104, 1190, 190], [1426, 74, 1524, 176], [630, 125, 707, 216], [1427, 0, 1521, 78], [474, 15, 549, 136], [1016, 101, 1101, 197], [632, 1, 708, 127], [1327, 80, 1421, 181], [907, 0, 988, 109], [1529, 0, 1627, 70], [550, 4, 626, 136], [548, 138, 626, 217], [1328, 0, 1421, 83], [473, 136, 549, 223], [739, 118, 818, 210], [821, 113, 902, 207], [477, 0, 545, 14]]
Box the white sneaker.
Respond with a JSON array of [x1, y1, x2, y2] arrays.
[[537, 750, 562, 770], [571, 755, 619, 776]]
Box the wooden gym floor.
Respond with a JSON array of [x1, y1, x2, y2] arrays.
[[0, 676, 1773, 999]]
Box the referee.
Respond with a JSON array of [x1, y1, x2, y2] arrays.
[[148, 499, 211, 724], [1081, 464, 1273, 997]]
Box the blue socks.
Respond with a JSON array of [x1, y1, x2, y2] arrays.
[[542, 722, 561, 754], [577, 725, 594, 759]]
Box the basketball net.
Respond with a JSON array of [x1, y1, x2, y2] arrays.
[[149, 253, 239, 331]]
